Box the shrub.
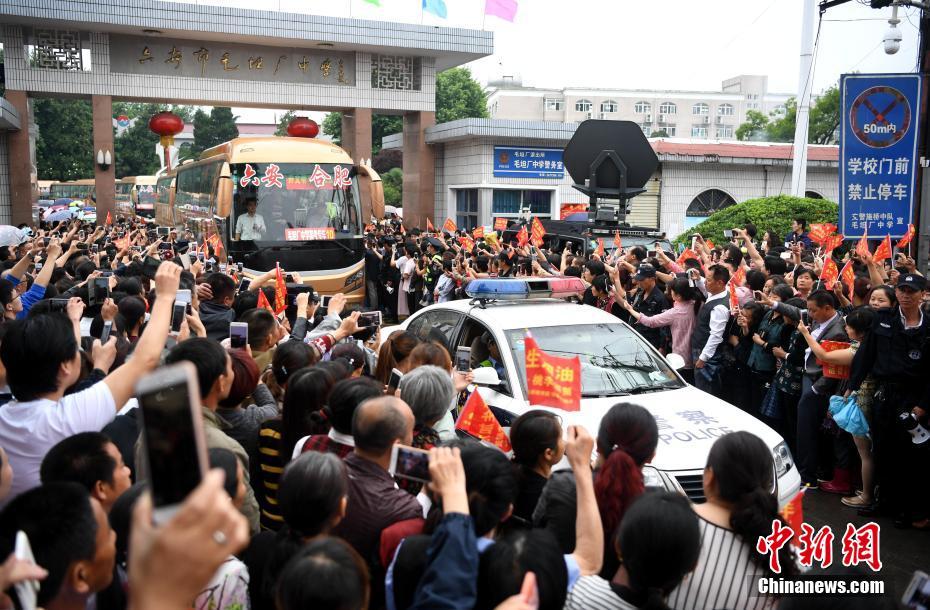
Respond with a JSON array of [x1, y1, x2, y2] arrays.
[[672, 195, 838, 247]]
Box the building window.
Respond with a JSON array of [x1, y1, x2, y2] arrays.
[[805, 190, 824, 200], [687, 189, 736, 217], [716, 126, 733, 139], [718, 103, 734, 116], [664, 125, 676, 137], [692, 103, 709, 115], [575, 99, 592, 113], [747, 102, 759, 110], [545, 98, 563, 111], [746, 93, 758, 100], [641, 124, 652, 136], [634, 101, 651, 114], [455, 189, 479, 229], [492, 190, 552, 217], [659, 102, 677, 115], [600, 100, 618, 113], [490, 102, 498, 116], [691, 126, 708, 138]]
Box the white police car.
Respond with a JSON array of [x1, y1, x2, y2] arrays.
[[383, 277, 801, 507]]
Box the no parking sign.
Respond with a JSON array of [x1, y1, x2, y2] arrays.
[[840, 73, 921, 239]]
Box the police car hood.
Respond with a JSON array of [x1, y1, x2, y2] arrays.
[[555, 385, 785, 472]]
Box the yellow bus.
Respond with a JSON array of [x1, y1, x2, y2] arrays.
[[171, 137, 384, 303], [115, 176, 158, 222], [153, 171, 176, 227], [49, 179, 97, 202]]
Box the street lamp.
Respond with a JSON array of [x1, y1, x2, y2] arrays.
[[96, 149, 112, 171]]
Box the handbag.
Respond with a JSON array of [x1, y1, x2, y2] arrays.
[[759, 382, 782, 420], [828, 393, 870, 438]]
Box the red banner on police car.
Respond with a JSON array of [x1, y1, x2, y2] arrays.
[[524, 333, 581, 412]]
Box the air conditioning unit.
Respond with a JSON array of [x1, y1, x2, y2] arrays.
[[644, 114, 652, 123], [658, 114, 667, 124]]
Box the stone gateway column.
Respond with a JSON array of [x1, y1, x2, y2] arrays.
[[92, 94, 115, 225], [401, 110, 435, 230], [5, 91, 33, 226]]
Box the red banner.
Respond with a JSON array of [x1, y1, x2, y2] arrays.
[[897, 224, 916, 249], [455, 390, 511, 452], [594, 238, 605, 258], [530, 217, 546, 245], [105, 210, 113, 225], [818, 341, 851, 379], [525, 333, 581, 412], [442, 218, 457, 234], [855, 230, 870, 258], [808, 223, 838, 245], [839, 259, 855, 296], [274, 263, 287, 314], [729, 282, 740, 311], [872, 234, 892, 263], [731, 265, 746, 288], [822, 233, 844, 254], [677, 248, 699, 266], [821, 257, 839, 290], [559, 203, 588, 220], [779, 489, 806, 547], [257, 289, 274, 314], [284, 227, 335, 241], [426, 218, 435, 233], [494, 217, 508, 231], [473, 225, 485, 239], [459, 235, 475, 252], [613, 230, 622, 251], [516, 225, 529, 248]]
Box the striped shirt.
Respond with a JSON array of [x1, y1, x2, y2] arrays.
[[666, 516, 776, 610], [564, 576, 638, 610], [257, 418, 285, 531]]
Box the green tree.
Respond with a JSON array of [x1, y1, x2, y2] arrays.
[[114, 103, 161, 177], [381, 167, 403, 206], [275, 110, 297, 136], [735, 110, 770, 142], [191, 107, 239, 156], [34, 98, 94, 180], [650, 129, 669, 138], [322, 113, 402, 153], [113, 102, 194, 122], [735, 85, 839, 145]]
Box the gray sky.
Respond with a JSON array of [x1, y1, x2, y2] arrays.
[[179, 0, 921, 123]]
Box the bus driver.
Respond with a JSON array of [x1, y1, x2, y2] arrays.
[[235, 196, 267, 240]]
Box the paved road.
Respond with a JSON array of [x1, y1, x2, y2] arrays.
[[804, 487, 928, 600]]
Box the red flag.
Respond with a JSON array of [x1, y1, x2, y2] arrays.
[[442, 218, 457, 234], [839, 259, 856, 296], [731, 265, 746, 288], [820, 257, 839, 290], [516, 225, 529, 248], [105, 210, 113, 225], [594, 238, 605, 258], [808, 223, 838, 245], [459, 235, 475, 252], [455, 390, 511, 452], [524, 333, 581, 412], [473, 225, 485, 239], [897, 224, 916, 249], [677, 247, 698, 266], [779, 489, 806, 547], [613, 230, 622, 251], [208, 233, 224, 256], [822, 233, 844, 254], [855, 229, 870, 258], [530, 217, 546, 247], [494, 217, 508, 232], [873, 234, 892, 263], [273, 263, 288, 314], [426, 218, 435, 233], [728, 281, 740, 311], [398, 223, 406, 235], [704, 239, 715, 250], [256, 289, 274, 314]]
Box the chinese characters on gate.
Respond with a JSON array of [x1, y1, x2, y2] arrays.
[[757, 520, 882, 574], [493, 146, 565, 179]]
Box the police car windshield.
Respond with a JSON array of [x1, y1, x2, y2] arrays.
[[504, 323, 683, 397]]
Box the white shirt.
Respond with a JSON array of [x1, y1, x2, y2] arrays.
[[805, 311, 839, 366], [291, 429, 355, 461], [0, 382, 116, 507], [235, 213, 266, 240], [699, 290, 730, 362], [400, 257, 416, 293]]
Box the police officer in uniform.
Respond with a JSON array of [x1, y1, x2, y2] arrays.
[[421, 237, 444, 306], [614, 263, 670, 350], [849, 273, 930, 525]]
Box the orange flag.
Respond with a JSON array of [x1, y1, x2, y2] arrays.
[[530, 217, 546, 247], [426, 218, 435, 233], [839, 259, 856, 296], [779, 489, 806, 547], [731, 265, 746, 288], [728, 281, 740, 311], [442, 218, 457, 234], [455, 390, 511, 452], [105, 210, 113, 225], [594, 238, 605, 258], [822, 233, 844, 254], [208, 233, 224, 256], [820, 257, 839, 290], [872, 234, 892, 263], [516, 225, 529, 248], [613, 230, 622, 250], [808, 223, 837, 245], [459, 235, 475, 252], [256, 289, 274, 314], [473, 225, 485, 239], [677, 247, 698, 266], [524, 332, 581, 412], [273, 263, 288, 314], [494, 217, 508, 231], [897, 224, 916, 249], [855, 229, 870, 258], [704, 239, 715, 250]]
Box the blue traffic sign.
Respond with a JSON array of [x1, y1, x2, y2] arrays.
[[840, 73, 921, 239]]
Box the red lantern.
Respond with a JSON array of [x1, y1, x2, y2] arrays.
[[149, 111, 185, 169], [286, 117, 319, 138]]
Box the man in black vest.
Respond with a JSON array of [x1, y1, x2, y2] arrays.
[[691, 264, 731, 395]]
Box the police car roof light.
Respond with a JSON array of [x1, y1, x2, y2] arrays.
[[465, 277, 586, 301]]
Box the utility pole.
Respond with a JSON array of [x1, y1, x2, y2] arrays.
[[791, 0, 818, 196]]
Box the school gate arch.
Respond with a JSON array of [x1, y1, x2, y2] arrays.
[[0, 0, 493, 226]]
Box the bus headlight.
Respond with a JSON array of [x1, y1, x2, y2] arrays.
[[344, 269, 363, 288], [642, 465, 664, 488], [773, 442, 793, 478]]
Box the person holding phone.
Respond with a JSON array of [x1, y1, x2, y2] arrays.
[[0, 262, 179, 507]]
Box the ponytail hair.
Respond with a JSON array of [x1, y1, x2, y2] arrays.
[[594, 403, 659, 538], [373, 331, 419, 386], [706, 431, 799, 577], [669, 277, 703, 316]]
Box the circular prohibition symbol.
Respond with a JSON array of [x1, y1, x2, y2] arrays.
[[849, 85, 912, 148]]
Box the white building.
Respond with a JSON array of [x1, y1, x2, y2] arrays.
[[383, 119, 838, 240], [485, 75, 792, 141]]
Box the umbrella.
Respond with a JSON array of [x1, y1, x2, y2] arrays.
[[45, 209, 77, 223], [53, 198, 73, 207], [384, 205, 399, 216], [0, 225, 25, 248]]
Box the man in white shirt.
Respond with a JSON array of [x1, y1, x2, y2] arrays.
[[0, 262, 179, 507], [235, 197, 266, 241], [691, 264, 732, 396]]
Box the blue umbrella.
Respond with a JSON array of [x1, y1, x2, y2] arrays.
[[45, 209, 77, 222]]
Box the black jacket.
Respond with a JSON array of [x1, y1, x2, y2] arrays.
[[199, 300, 236, 341]]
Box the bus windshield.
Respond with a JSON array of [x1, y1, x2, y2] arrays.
[[230, 162, 361, 242]]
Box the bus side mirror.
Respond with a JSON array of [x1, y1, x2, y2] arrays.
[[216, 162, 233, 218], [357, 161, 385, 221]]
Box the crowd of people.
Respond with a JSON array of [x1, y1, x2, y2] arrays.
[[0, 212, 923, 610]]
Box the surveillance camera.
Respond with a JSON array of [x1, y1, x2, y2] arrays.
[[884, 25, 902, 55]]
